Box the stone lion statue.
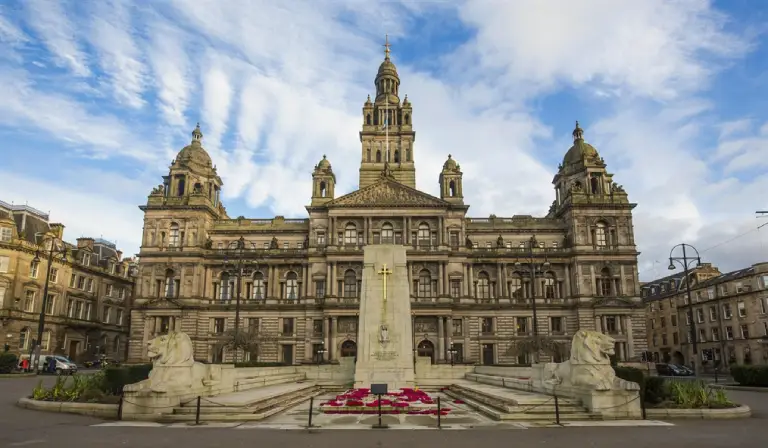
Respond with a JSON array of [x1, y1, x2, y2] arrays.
[[545, 330, 636, 391], [127, 331, 215, 393]]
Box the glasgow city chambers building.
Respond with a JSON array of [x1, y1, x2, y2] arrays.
[[127, 49, 647, 366]]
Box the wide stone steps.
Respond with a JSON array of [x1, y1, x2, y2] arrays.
[[166, 382, 321, 422], [234, 372, 306, 391], [447, 381, 602, 422]]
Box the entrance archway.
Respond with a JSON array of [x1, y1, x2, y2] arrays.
[[672, 351, 684, 365], [417, 340, 435, 364], [340, 340, 357, 358]]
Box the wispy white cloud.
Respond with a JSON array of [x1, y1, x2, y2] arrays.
[[87, 0, 146, 108], [24, 0, 90, 76]]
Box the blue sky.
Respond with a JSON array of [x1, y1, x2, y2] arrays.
[[0, 0, 766, 280]]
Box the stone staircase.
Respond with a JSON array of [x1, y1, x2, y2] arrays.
[[445, 380, 602, 422], [165, 382, 322, 422]]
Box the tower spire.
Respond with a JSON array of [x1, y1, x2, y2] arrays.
[[572, 120, 584, 141], [383, 34, 391, 61]]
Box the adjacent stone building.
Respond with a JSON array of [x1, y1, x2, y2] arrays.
[[128, 47, 646, 365], [0, 200, 136, 361], [643, 262, 768, 370]]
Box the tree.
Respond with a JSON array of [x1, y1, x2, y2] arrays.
[[506, 336, 570, 363], [215, 328, 279, 360]]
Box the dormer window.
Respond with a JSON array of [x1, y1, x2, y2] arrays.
[[81, 253, 90, 266], [0, 227, 11, 241]]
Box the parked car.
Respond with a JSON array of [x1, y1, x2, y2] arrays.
[[655, 363, 689, 376], [83, 357, 120, 368], [672, 364, 695, 376], [17, 355, 78, 374]]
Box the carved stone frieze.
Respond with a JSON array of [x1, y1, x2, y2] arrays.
[[328, 179, 447, 207]]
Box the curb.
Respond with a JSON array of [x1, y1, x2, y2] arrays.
[[708, 384, 768, 393], [16, 397, 118, 419], [646, 404, 751, 420], [0, 373, 37, 378]]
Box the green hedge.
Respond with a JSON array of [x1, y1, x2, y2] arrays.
[[614, 366, 668, 404], [731, 365, 768, 387], [233, 361, 287, 368], [103, 364, 152, 395], [0, 353, 18, 374]]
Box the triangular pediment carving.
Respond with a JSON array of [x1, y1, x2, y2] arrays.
[[328, 178, 449, 208], [591, 297, 637, 308], [140, 297, 184, 310]]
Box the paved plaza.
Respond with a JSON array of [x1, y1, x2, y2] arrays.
[[1, 375, 767, 448]]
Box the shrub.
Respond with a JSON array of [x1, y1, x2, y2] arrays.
[[0, 353, 18, 373], [614, 366, 645, 386], [643, 376, 667, 404], [666, 380, 733, 408], [730, 365, 768, 387]]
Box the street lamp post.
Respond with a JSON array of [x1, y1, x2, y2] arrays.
[[668, 243, 702, 377], [223, 236, 255, 364], [31, 235, 68, 367], [316, 341, 327, 365], [514, 235, 550, 363]]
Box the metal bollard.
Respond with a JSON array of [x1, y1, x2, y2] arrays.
[[308, 396, 314, 428], [640, 391, 647, 420], [117, 393, 124, 421], [554, 395, 560, 425], [195, 396, 201, 425], [437, 396, 442, 429]]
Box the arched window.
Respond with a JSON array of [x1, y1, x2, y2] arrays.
[[376, 150, 382, 162], [343, 269, 357, 298], [594, 222, 607, 247], [41, 330, 51, 351], [417, 223, 430, 248], [366, 114, 371, 125], [366, 148, 371, 162], [418, 269, 433, 297], [220, 272, 231, 300], [100, 335, 108, 354], [406, 148, 411, 161], [448, 180, 456, 197], [252, 272, 265, 300], [113, 337, 121, 356], [590, 176, 599, 194], [542, 273, 556, 299], [404, 113, 410, 125], [319, 181, 327, 198], [381, 222, 394, 244], [344, 224, 357, 245], [164, 269, 177, 298], [19, 328, 30, 350], [599, 268, 613, 296], [169, 223, 180, 247], [394, 150, 400, 163], [509, 274, 523, 299], [285, 272, 298, 299], [477, 272, 490, 299]]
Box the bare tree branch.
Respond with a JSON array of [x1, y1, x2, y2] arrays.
[[215, 328, 279, 353], [506, 336, 570, 359]]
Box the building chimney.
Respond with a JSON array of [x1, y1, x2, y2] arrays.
[[49, 223, 65, 240], [76, 237, 94, 250]]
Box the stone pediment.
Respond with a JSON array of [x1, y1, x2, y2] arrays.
[[140, 297, 184, 309], [328, 179, 449, 208], [591, 297, 636, 308]]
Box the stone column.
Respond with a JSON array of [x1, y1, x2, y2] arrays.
[[323, 318, 330, 361], [437, 317, 445, 361], [437, 264, 444, 296], [305, 318, 312, 362], [468, 266, 474, 298], [595, 316, 602, 332], [330, 263, 336, 296], [444, 317, 451, 354], [626, 315, 635, 358], [330, 217, 335, 244], [462, 317, 470, 361], [303, 264, 310, 298], [364, 218, 368, 245], [462, 263, 469, 296], [330, 316, 338, 360], [438, 216, 444, 246], [564, 264, 571, 298], [443, 262, 449, 295], [499, 263, 506, 298], [326, 264, 331, 296], [407, 263, 413, 297]]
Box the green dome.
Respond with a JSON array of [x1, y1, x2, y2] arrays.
[[562, 121, 599, 165]]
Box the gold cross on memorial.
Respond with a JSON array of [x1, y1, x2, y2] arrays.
[[378, 263, 392, 304]]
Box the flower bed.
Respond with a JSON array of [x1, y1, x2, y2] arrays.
[[319, 388, 451, 415]]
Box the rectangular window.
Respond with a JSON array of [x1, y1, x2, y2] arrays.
[[29, 261, 39, 278], [723, 304, 732, 319], [69, 274, 76, 288], [516, 317, 528, 335], [661, 334, 668, 345], [313, 319, 323, 336], [550, 316, 564, 334], [452, 318, 463, 336], [77, 276, 85, 290], [106, 284, 113, 296], [738, 301, 746, 317], [118, 288, 125, 299], [0, 255, 9, 273], [86, 278, 93, 293], [116, 309, 124, 325], [481, 317, 494, 334], [712, 327, 720, 341], [213, 318, 225, 334], [49, 267, 58, 283], [650, 318, 656, 330], [698, 328, 706, 342], [282, 318, 294, 336], [315, 280, 325, 298], [84, 303, 92, 320], [740, 324, 749, 339], [0, 227, 11, 241], [725, 326, 734, 340], [604, 316, 618, 333], [709, 306, 717, 321], [450, 280, 461, 298], [74, 301, 83, 319], [23, 290, 35, 312], [67, 299, 74, 317], [45, 294, 55, 315], [673, 332, 679, 344], [103, 306, 111, 323], [696, 308, 705, 323]]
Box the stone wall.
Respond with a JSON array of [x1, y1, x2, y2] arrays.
[[414, 357, 475, 388]]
